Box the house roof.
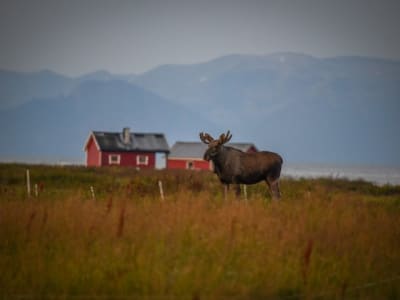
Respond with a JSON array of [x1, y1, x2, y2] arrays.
[[87, 131, 170, 153], [169, 142, 257, 159]]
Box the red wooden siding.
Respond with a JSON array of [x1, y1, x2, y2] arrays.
[[86, 136, 101, 167], [85, 135, 156, 168], [84, 130, 168, 169], [101, 151, 155, 168], [168, 159, 211, 170]]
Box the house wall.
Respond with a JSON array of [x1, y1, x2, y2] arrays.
[[86, 137, 101, 167], [101, 151, 156, 168], [168, 158, 211, 170], [167, 146, 257, 171]]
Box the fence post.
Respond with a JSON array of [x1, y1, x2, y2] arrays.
[[243, 185, 247, 201], [90, 186, 96, 200], [158, 180, 165, 201], [26, 169, 31, 198]]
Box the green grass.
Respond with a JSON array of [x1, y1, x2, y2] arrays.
[[1, 163, 400, 299]]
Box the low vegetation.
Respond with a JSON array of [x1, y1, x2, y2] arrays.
[[1, 163, 400, 299]]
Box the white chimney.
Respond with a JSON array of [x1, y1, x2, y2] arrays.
[[123, 127, 130, 144]]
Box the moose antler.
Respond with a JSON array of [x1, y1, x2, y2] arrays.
[[199, 132, 215, 144], [218, 130, 232, 145]]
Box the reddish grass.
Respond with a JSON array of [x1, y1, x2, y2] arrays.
[[0, 165, 400, 298]]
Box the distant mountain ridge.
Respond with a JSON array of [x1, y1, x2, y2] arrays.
[[0, 69, 76, 110], [0, 69, 137, 111], [1, 52, 399, 165], [0, 79, 213, 162]]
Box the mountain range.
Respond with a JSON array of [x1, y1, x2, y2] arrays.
[[1, 52, 399, 165]]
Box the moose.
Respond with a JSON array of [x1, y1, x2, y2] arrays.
[[199, 130, 283, 200]]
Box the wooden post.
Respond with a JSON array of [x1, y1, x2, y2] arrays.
[[243, 185, 248, 201], [26, 169, 31, 198], [90, 186, 96, 200], [34, 184, 38, 198], [158, 180, 165, 201]]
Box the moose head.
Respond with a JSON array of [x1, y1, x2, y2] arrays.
[[199, 130, 232, 161]]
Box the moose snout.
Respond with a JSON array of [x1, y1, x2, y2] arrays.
[[203, 148, 212, 161], [203, 152, 211, 161]]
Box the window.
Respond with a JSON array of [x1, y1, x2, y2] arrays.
[[186, 161, 194, 170], [109, 154, 120, 165], [136, 155, 149, 165]]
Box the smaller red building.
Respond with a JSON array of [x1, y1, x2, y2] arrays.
[[167, 142, 258, 170], [84, 127, 169, 168]]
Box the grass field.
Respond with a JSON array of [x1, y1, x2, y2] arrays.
[[1, 163, 400, 299]]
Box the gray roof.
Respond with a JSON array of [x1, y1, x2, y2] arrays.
[[91, 131, 169, 153], [169, 142, 257, 159]]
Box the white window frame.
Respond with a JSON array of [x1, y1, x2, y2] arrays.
[[186, 161, 194, 170], [136, 155, 149, 166], [108, 154, 121, 165]]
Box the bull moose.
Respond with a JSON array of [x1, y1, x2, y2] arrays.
[[199, 130, 283, 200]]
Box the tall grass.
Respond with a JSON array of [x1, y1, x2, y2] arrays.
[[0, 164, 400, 299]]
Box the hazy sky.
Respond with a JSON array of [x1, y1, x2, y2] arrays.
[[1, 0, 399, 76]]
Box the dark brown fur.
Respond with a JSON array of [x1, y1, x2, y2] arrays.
[[200, 131, 283, 200]]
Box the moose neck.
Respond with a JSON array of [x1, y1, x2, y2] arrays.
[[212, 146, 228, 170]]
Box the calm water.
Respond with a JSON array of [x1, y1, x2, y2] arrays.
[[282, 163, 400, 186]]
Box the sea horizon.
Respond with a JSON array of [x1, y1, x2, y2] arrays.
[[1, 159, 400, 186], [283, 163, 400, 186]]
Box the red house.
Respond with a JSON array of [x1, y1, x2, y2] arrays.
[[167, 141, 258, 170], [84, 127, 169, 168]]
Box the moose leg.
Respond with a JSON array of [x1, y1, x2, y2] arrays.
[[224, 184, 229, 201], [234, 184, 241, 198], [271, 180, 281, 200], [266, 178, 281, 200], [266, 180, 272, 199]]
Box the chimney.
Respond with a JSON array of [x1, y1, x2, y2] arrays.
[[123, 127, 131, 144]]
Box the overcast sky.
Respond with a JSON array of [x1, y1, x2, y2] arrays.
[[1, 0, 399, 76]]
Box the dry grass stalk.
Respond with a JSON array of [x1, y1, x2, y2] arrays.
[[117, 202, 126, 238], [301, 238, 314, 285], [1, 164, 400, 298], [25, 209, 36, 238], [105, 196, 113, 214]]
